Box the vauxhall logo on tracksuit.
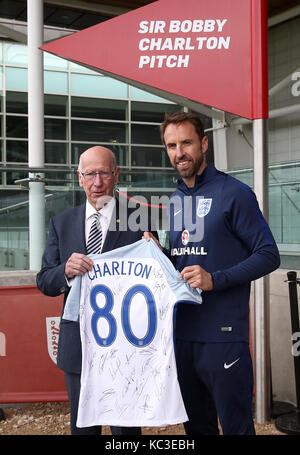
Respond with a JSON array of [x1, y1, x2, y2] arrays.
[[170, 197, 212, 257]]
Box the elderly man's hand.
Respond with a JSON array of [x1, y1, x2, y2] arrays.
[[65, 253, 93, 279]]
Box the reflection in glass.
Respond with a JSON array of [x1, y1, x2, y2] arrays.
[[131, 124, 161, 145], [6, 140, 28, 162], [44, 52, 68, 70], [131, 146, 170, 167], [71, 97, 127, 120], [6, 116, 28, 138], [45, 118, 67, 140], [44, 94, 68, 116], [6, 92, 28, 114], [45, 142, 68, 164], [131, 101, 180, 122], [71, 74, 127, 98], [44, 71, 68, 94], [71, 120, 126, 143], [6, 43, 28, 66], [6, 67, 27, 91]]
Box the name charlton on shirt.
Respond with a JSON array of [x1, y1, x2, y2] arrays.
[[88, 259, 152, 281]]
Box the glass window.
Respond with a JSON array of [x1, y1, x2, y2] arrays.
[[282, 185, 300, 244], [228, 168, 253, 188], [71, 74, 127, 98], [0, 140, 3, 162], [44, 52, 68, 70], [4, 171, 27, 185], [0, 67, 2, 89], [131, 146, 171, 167], [70, 62, 99, 74], [111, 144, 128, 167], [269, 162, 300, 185], [6, 140, 28, 162], [269, 114, 300, 164], [71, 143, 128, 167], [44, 171, 71, 187], [131, 102, 180, 122], [44, 94, 68, 116], [6, 116, 28, 138], [44, 71, 68, 94], [45, 142, 68, 164], [130, 86, 169, 102], [268, 163, 300, 245], [0, 42, 2, 63], [6, 43, 28, 66], [45, 118, 67, 140], [6, 91, 28, 114], [269, 185, 282, 243], [266, 15, 300, 268], [131, 123, 161, 145], [129, 170, 176, 189], [71, 97, 127, 120], [71, 120, 126, 143], [71, 143, 87, 166], [6, 67, 27, 91], [0, 189, 29, 263], [269, 16, 300, 111]]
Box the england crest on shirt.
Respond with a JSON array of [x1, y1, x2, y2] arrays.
[[197, 198, 212, 218]]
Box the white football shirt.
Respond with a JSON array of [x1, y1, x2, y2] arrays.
[[63, 239, 202, 428]]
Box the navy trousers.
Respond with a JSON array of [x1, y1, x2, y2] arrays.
[[175, 340, 256, 435], [64, 372, 142, 435]]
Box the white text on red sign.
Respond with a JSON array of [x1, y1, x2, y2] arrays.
[[137, 19, 230, 69]]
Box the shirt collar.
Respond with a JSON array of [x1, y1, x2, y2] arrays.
[[85, 197, 116, 221], [177, 164, 217, 193]]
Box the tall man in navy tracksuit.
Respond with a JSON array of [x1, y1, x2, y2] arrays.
[[146, 112, 280, 435]]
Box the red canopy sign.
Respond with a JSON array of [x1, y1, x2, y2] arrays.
[[41, 0, 268, 119]]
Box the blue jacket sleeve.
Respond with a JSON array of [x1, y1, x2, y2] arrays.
[[36, 217, 69, 297], [211, 183, 280, 291]]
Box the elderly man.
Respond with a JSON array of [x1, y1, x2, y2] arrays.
[[37, 146, 153, 435]]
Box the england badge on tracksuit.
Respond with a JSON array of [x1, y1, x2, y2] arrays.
[[197, 198, 212, 218]]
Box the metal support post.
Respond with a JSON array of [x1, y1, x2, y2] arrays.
[[253, 118, 271, 423], [27, 0, 45, 270]]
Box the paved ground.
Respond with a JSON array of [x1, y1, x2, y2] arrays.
[[0, 401, 286, 435]]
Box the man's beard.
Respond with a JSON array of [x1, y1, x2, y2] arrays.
[[175, 153, 204, 179]]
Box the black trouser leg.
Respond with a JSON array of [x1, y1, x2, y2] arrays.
[[64, 372, 102, 435], [64, 372, 142, 435]]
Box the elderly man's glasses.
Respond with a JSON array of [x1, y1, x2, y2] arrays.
[[80, 170, 115, 181]]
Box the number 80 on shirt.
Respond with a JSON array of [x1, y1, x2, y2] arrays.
[[90, 284, 157, 348]]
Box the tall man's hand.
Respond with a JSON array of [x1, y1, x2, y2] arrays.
[[180, 265, 213, 291]]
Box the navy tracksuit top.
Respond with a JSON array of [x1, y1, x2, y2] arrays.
[[169, 164, 280, 344]]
